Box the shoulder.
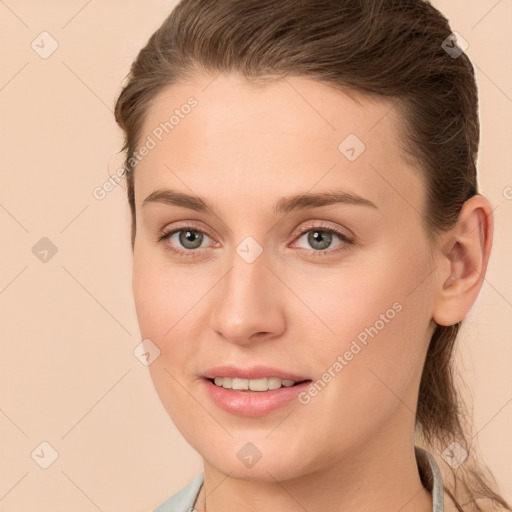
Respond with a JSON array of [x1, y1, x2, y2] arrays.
[[152, 472, 204, 512]]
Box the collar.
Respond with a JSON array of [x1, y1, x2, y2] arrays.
[[415, 446, 444, 511]]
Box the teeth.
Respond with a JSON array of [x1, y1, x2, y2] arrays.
[[233, 377, 249, 390], [268, 377, 282, 390], [212, 377, 299, 391]]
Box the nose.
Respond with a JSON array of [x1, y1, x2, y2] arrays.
[[209, 247, 287, 346]]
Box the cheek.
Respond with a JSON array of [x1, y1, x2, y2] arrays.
[[289, 243, 431, 352], [291, 245, 433, 415], [131, 246, 217, 410], [132, 250, 206, 435], [132, 244, 211, 343]]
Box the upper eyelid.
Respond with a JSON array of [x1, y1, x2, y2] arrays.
[[160, 221, 214, 240], [160, 220, 348, 235], [294, 220, 353, 238]]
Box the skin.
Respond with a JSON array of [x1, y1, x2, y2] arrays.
[[131, 73, 492, 512]]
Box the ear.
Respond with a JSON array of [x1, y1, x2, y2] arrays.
[[432, 194, 494, 327]]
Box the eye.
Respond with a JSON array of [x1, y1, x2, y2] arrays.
[[292, 222, 354, 256], [170, 229, 208, 249], [157, 224, 216, 257], [156, 221, 354, 259]]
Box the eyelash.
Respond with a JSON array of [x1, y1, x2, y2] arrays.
[[156, 221, 354, 259]]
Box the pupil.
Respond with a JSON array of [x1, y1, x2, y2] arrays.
[[180, 230, 202, 249], [309, 230, 331, 250]]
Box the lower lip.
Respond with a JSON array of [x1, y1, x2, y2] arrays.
[[202, 378, 312, 417]]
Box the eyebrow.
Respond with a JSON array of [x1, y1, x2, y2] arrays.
[[142, 188, 378, 216]]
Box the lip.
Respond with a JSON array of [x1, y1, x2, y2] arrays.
[[202, 365, 310, 381], [202, 378, 312, 417], [201, 365, 312, 417]]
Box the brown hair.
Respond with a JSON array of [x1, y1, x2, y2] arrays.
[[114, 1, 510, 509]]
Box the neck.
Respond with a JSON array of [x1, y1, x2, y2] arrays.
[[194, 406, 434, 512]]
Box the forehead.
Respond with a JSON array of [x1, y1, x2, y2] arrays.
[[142, 73, 401, 146], [134, 73, 423, 217]]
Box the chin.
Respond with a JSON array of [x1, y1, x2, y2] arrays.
[[196, 437, 318, 483]]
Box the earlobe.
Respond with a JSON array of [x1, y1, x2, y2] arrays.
[[432, 195, 494, 327]]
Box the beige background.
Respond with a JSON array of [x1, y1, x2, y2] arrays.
[[0, 1, 510, 510]]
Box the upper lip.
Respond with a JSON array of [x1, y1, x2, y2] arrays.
[[203, 365, 310, 382]]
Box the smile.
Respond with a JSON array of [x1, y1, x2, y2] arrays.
[[211, 376, 301, 391]]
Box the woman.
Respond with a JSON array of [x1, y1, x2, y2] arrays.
[[114, 0, 511, 510]]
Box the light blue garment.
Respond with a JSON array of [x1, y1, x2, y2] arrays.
[[153, 447, 444, 511], [153, 471, 204, 512]]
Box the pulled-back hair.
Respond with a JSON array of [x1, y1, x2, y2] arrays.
[[114, 1, 510, 509]]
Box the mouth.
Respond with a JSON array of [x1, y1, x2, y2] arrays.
[[200, 365, 312, 416], [201, 373, 313, 416], [207, 376, 310, 392]]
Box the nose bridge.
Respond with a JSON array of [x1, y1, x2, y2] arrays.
[[210, 239, 285, 343]]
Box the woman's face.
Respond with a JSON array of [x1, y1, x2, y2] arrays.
[[132, 73, 439, 480]]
